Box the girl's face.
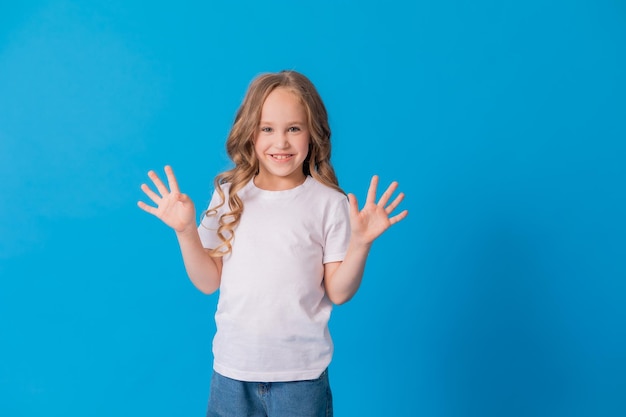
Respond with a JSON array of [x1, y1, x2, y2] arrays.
[[253, 87, 310, 191]]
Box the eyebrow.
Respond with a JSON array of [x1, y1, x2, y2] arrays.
[[259, 120, 306, 125]]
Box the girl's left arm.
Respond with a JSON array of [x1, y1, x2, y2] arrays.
[[323, 176, 408, 305]]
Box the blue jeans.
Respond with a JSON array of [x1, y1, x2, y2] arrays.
[[206, 369, 333, 417]]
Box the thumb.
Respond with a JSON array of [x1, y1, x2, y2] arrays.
[[177, 193, 194, 207], [347, 193, 359, 218]]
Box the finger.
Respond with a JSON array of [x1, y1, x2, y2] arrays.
[[137, 200, 158, 216], [347, 193, 359, 218], [377, 181, 399, 208], [140, 183, 162, 205], [148, 170, 169, 196], [365, 175, 378, 204], [164, 165, 180, 194], [389, 209, 409, 225], [384, 192, 405, 214]]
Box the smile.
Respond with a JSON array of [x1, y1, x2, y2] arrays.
[[269, 154, 294, 161]]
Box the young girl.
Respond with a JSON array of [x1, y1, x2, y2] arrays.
[[138, 70, 407, 417]]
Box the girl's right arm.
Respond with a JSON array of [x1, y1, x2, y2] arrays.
[[137, 165, 222, 294]]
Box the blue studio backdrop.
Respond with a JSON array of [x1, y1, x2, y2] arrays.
[[1, 1, 625, 416]]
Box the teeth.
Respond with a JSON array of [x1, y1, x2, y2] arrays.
[[272, 155, 291, 160]]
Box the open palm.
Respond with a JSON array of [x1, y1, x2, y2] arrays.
[[348, 175, 408, 245], [137, 165, 196, 233]]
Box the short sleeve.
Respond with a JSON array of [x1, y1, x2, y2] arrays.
[[322, 197, 351, 264], [197, 188, 226, 249]]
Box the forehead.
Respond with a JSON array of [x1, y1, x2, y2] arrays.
[[260, 87, 307, 121]]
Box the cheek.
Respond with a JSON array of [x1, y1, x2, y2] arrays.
[[304, 142, 312, 156], [300, 135, 311, 152], [252, 136, 263, 154]]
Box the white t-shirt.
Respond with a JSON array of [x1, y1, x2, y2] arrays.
[[198, 176, 350, 382]]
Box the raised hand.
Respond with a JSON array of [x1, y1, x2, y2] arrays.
[[348, 175, 408, 245], [137, 165, 197, 233]]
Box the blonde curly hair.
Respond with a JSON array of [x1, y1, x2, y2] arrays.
[[205, 70, 343, 256]]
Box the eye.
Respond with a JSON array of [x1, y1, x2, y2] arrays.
[[288, 126, 301, 132], [260, 127, 273, 133]]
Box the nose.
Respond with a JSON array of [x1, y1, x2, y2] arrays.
[[275, 133, 290, 149]]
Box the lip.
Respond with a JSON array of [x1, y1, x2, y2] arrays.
[[268, 154, 295, 162]]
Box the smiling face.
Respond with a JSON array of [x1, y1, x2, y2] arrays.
[[253, 87, 310, 191]]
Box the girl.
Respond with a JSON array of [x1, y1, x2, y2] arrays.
[[138, 70, 407, 417]]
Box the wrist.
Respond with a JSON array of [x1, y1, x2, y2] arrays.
[[348, 238, 373, 253], [175, 224, 198, 239]]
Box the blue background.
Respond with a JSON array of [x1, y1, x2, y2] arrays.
[[1, 1, 625, 416]]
